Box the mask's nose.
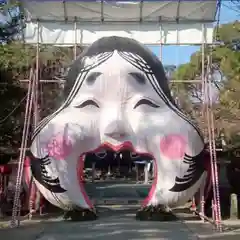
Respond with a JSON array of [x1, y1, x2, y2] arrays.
[[104, 120, 130, 139]]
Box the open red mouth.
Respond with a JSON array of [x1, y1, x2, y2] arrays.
[[77, 141, 157, 209]]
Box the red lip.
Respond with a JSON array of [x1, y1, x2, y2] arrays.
[[87, 141, 152, 157], [77, 141, 157, 209]]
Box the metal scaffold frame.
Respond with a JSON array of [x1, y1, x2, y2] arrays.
[[10, 0, 223, 232]]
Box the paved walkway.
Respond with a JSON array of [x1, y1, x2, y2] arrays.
[[0, 208, 197, 240], [1, 207, 240, 240], [85, 181, 150, 199]]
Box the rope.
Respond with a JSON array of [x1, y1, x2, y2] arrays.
[[10, 69, 35, 228]]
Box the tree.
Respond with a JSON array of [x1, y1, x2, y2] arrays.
[[0, 1, 24, 43], [229, 0, 240, 13], [0, 40, 85, 159], [0, 0, 81, 156], [0, 0, 83, 155], [0, 42, 28, 158], [173, 21, 240, 144], [0, 1, 27, 159]]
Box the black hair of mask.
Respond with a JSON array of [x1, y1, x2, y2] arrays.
[[65, 36, 173, 104]]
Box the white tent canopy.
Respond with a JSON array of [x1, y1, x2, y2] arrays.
[[22, 0, 218, 45]]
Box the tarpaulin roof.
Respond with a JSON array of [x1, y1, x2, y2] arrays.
[[22, 0, 218, 23], [21, 1, 219, 45]]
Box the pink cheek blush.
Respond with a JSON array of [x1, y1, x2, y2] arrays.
[[46, 133, 73, 160], [160, 134, 187, 160]]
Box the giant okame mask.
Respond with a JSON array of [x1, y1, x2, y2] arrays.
[[28, 36, 208, 211]]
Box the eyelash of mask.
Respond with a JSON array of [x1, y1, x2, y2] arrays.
[[133, 99, 160, 109], [75, 98, 159, 109], [75, 100, 100, 108]]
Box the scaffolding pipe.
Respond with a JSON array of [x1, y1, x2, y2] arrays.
[[205, 56, 222, 232], [28, 19, 41, 220], [159, 24, 162, 61], [74, 18, 77, 60], [208, 63, 222, 231], [200, 23, 206, 219], [10, 69, 35, 228], [17, 79, 203, 83], [12, 7, 222, 230]]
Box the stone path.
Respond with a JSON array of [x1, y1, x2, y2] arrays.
[[1, 183, 240, 239], [1, 207, 240, 240], [85, 181, 150, 199], [0, 208, 197, 240]]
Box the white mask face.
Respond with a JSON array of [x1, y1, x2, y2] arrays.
[[28, 37, 207, 210]]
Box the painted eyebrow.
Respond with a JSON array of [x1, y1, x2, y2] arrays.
[[86, 72, 102, 85], [128, 72, 146, 85]]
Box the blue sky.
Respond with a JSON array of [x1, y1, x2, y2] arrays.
[[148, 2, 240, 66]]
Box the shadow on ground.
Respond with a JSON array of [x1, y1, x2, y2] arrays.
[[173, 208, 240, 239], [1, 207, 240, 240], [0, 207, 195, 240]]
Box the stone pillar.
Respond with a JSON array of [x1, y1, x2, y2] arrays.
[[136, 163, 139, 182], [230, 193, 238, 219], [144, 162, 149, 184], [92, 162, 96, 183]]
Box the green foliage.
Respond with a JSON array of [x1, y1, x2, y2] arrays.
[[0, 1, 24, 43], [0, 42, 32, 71], [0, 67, 26, 153], [0, 40, 82, 154], [173, 21, 240, 145]]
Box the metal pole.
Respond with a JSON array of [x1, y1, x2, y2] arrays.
[[34, 20, 40, 128], [159, 24, 162, 61], [29, 20, 40, 220], [17, 79, 203, 84], [92, 162, 96, 183], [73, 18, 77, 60], [107, 165, 111, 175], [176, 23, 179, 64], [200, 177, 206, 221], [201, 22, 206, 113], [151, 161, 155, 180], [136, 163, 139, 182], [208, 62, 222, 231], [0, 174, 3, 217], [118, 153, 121, 175], [10, 70, 35, 228], [128, 162, 131, 173], [200, 23, 206, 219], [212, 199, 215, 223], [206, 71, 218, 227], [204, 32, 222, 231], [191, 196, 197, 212], [144, 162, 149, 184]]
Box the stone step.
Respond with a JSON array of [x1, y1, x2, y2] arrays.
[[85, 183, 151, 199]]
